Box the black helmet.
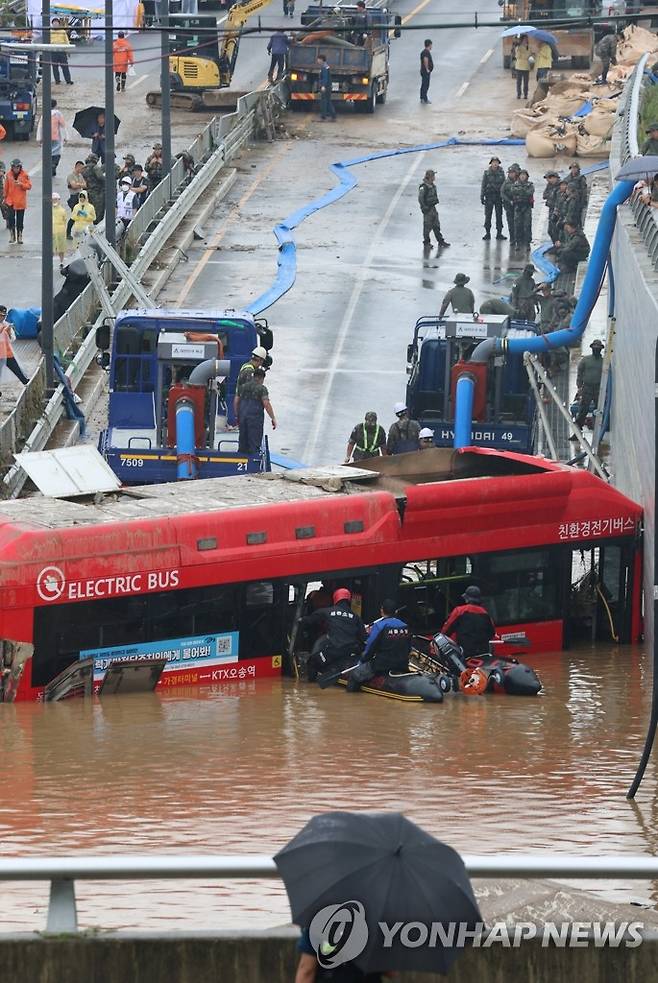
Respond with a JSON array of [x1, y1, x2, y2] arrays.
[[462, 585, 482, 603]]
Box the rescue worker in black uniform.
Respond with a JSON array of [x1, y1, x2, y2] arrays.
[[441, 585, 496, 658], [302, 588, 367, 681], [346, 599, 411, 692]]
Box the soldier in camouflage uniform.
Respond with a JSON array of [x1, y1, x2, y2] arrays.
[[439, 273, 475, 317], [479, 298, 515, 316], [511, 263, 538, 321], [567, 162, 588, 223], [542, 171, 560, 243], [642, 123, 658, 155], [480, 156, 507, 240], [511, 169, 534, 248], [563, 185, 583, 229], [551, 179, 570, 244], [594, 32, 617, 84], [82, 153, 105, 224], [555, 222, 591, 273], [501, 163, 520, 242], [418, 169, 450, 248]]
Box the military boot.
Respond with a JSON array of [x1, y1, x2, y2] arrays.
[[17, 231, 23, 244], [9, 229, 15, 243]]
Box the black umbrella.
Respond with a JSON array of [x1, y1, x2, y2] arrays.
[[72, 106, 121, 139], [274, 812, 481, 975]]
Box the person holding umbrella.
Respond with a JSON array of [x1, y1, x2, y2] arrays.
[[91, 111, 105, 161], [4, 158, 32, 244], [277, 812, 481, 978], [534, 39, 553, 83], [514, 34, 531, 100], [73, 107, 120, 165]]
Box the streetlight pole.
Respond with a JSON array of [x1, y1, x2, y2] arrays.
[[104, 0, 115, 248], [160, 2, 172, 177], [41, 0, 54, 390]]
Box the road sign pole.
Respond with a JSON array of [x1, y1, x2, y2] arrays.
[[104, 0, 116, 248], [41, 0, 54, 390], [160, 3, 172, 177]]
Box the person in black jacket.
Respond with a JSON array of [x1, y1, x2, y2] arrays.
[[302, 588, 367, 680], [441, 586, 495, 658], [347, 599, 411, 692]]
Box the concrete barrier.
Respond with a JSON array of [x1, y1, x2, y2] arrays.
[[0, 929, 656, 982]]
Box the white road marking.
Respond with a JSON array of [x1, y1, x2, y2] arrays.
[[480, 47, 494, 65], [302, 151, 426, 462], [126, 74, 148, 90], [456, 81, 469, 98]]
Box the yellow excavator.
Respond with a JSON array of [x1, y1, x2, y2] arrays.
[[146, 1, 273, 111]]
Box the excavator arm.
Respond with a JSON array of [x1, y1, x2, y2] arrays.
[[219, 0, 274, 86]]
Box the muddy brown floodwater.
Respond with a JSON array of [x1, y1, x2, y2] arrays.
[[1, 645, 657, 932]]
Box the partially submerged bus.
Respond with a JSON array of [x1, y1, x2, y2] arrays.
[[0, 448, 642, 702]]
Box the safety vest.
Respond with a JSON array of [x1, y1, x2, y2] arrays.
[[355, 421, 383, 453]]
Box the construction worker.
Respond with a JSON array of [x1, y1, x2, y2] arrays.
[[301, 588, 367, 681], [439, 273, 475, 317], [235, 367, 276, 454], [233, 345, 269, 420], [419, 427, 435, 449], [572, 339, 604, 435], [387, 402, 421, 454], [344, 411, 386, 463]]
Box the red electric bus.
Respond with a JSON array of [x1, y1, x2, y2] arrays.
[[0, 447, 643, 703]]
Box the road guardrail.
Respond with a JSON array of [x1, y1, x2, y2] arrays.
[[0, 84, 285, 498], [2, 852, 658, 934]]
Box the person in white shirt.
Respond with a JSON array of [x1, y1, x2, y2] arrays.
[[116, 177, 137, 227]]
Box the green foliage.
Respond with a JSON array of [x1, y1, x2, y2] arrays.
[[640, 83, 658, 139]]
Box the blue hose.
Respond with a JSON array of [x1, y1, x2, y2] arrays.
[[501, 180, 633, 356], [454, 374, 475, 449], [175, 400, 197, 480]]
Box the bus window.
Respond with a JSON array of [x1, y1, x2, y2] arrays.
[[473, 549, 562, 625], [238, 581, 280, 658]]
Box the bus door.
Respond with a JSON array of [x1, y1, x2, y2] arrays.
[[568, 541, 636, 644]]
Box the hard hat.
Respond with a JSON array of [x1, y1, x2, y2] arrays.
[[419, 427, 434, 439], [393, 401, 407, 416], [10, 158, 21, 167], [333, 588, 352, 604], [252, 346, 268, 359], [462, 585, 482, 603]]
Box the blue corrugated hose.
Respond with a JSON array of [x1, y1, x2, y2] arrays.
[[246, 137, 527, 316]]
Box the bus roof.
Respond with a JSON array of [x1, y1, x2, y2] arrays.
[[0, 448, 638, 532], [114, 308, 256, 327]]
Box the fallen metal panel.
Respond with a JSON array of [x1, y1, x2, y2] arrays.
[[14, 446, 121, 498], [98, 658, 167, 696]]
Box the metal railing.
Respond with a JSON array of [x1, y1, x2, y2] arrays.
[[0, 84, 284, 498], [3, 853, 658, 935], [615, 53, 658, 270]]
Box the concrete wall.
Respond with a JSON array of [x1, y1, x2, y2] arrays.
[[0, 931, 656, 983], [610, 209, 658, 642]]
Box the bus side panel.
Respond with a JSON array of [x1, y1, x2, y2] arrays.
[[156, 655, 282, 691]]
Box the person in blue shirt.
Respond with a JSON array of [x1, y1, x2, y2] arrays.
[[267, 30, 290, 83], [317, 54, 336, 121], [346, 599, 411, 692]]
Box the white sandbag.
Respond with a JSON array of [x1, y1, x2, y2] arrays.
[[526, 128, 578, 158], [577, 134, 612, 158], [583, 109, 615, 139]]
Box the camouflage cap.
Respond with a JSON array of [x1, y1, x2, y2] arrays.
[[647, 122, 658, 132], [543, 170, 559, 179], [454, 273, 470, 284], [509, 162, 521, 172]]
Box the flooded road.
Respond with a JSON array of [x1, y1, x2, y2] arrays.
[[1, 646, 657, 931]]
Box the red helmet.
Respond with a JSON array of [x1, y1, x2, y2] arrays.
[[333, 588, 352, 605]]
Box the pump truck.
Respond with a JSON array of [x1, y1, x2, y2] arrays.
[[405, 314, 538, 453], [95, 308, 274, 484]]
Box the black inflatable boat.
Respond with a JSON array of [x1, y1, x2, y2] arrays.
[[411, 633, 542, 697]]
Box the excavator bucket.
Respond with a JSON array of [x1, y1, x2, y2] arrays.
[[201, 89, 249, 111]]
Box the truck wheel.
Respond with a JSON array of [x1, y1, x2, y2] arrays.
[[375, 87, 387, 105], [365, 84, 376, 114]]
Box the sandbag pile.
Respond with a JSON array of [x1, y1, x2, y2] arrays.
[[514, 24, 658, 158]]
